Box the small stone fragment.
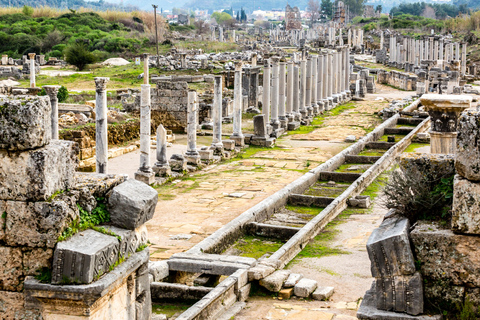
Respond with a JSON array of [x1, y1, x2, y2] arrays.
[[312, 286, 335, 301], [279, 288, 294, 299], [259, 270, 290, 292], [284, 273, 303, 288], [294, 278, 318, 298]]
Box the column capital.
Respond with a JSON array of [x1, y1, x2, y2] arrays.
[[270, 56, 280, 63], [235, 61, 243, 71], [28, 53, 36, 59], [94, 77, 110, 91], [43, 85, 61, 98]]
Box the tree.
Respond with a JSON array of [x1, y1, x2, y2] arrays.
[[376, 5, 382, 13], [344, 0, 367, 16], [64, 42, 96, 71], [307, 0, 321, 24], [236, 10, 240, 21], [211, 12, 233, 25], [22, 5, 33, 16], [240, 8, 247, 22], [321, 0, 333, 19]]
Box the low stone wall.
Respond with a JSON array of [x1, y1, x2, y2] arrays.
[[377, 70, 418, 91]]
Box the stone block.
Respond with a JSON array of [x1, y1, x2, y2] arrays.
[[452, 174, 480, 234], [222, 139, 235, 151], [149, 261, 169, 282], [456, 111, 480, 181], [259, 270, 290, 292], [312, 286, 334, 301], [375, 272, 423, 315], [294, 278, 317, 298], [287, 121, 300, 131], [366, 216, 415, 278], [0, 246, 23, 291], [101, 225, 148, 258], [169, 154, 187, 172], [237, 283, 251, 302], [411, 221, 480, 288], [23, 248, 54, 277], [0, 290, 42, 320], [247, 265, 275, 281], [0, 95, 51, 150], [284, 273, 303, 288], [348, 195, 371, 208], [199, 149, 214, 161], [4, 199, 78, 248], [279, 288, 294, 299], [51, 229, 120, 284], [398, 153, 455, 188], [0, 140, 77, 201], [108, 179, 158, 230]]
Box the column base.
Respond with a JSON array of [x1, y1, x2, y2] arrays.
[[153, 164, 171, 177], [271, 120, 281, 130], [222, 139, 236, 151], [332, 94, 340, 103], [134, 170, 156, 185], [185, 153, 201, 165], [307, 106, 314, 117], [279, 118, 288, 129], [287, 121, 300, 131], [230, 135, 245, 147], [317, 101, 325, 113], [286, 114, 295, 123], [300, 109, 308, 119]]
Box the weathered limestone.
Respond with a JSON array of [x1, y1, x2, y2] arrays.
[[212, 76, 223, 149], [231, 62, 244, 146], [293, 64, 300, 120], [452, 174, 480, 234], [149, 261, 169, 282], [299, 59, 307, 118], [259, 270, 290, 292], [0, 140, 77, 201], [185, 91, 200, 165], [262, 59, 271, 123], [43, 85, 61, 140], [312, 286, 334, 301], [278, 61, 287, 128], [108, 179, 158, 230], [51, 229, 120, 284], [294, 278, 317, 297], [286, 61, 294, 120], [455, 110, 480, 181], [270, 57, 280, 128], [420, 94, 472, 154], [153, 125, 171, 177], [305, 57, 312, 116], [28, 53, 36, 88], [284, 273, 303, 288], [94, 77, 109, 173], [134, 83, 155, 184]]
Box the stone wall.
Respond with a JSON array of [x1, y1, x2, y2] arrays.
[[285, 5, 302, 31], [377, 70, 417, 91], [151, 81, 189, 132]]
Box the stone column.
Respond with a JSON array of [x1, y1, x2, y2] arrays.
[[153, 125, 171, 177], [219, 27, 224, 42], [279, 61, 287, 128], [185, 91, 200, 164], [327, 52, 333, 107], [305, 57, 312, 116], [380, 31, 384, 50], [300, 59, 307, 118], [180, 53, 187, 69], [293, 63, 301, 120], [316, 54, 323, 111], [345, 48, 351, 97], [28, 53, 36, 88], [231, 61, 244, 146], [143, 53, 149, 84], [212, 76, 223, 149], [340, 49, 345, 94], [311, 56, 317, 114], [455, 42, 460, 61], [270, 57, 280, 128], [461, 43, 467, 76], [332, 52, 339, 103], [286, 61, 294, 120], [211, 27, 216, 41], [94, 77, 109, 174], [439, 40, 444, 61], [421, 94, 472, 154], [43, 85, 61, 140], [262, 59, 271, 124], [251, 53, 257, 67]]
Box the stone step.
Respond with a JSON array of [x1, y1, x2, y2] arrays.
[[287, 194, 334, 207], [150, 282, 212, 302], [365, 141, 396, 150], [319, 171, 361, 183], [167, 259, 249, 276], [397, 117, 424, 126], [384, 127, 414, 135], [245, 222, 300, 240], [169, 253, 256, 268], [345, 155, 381, 164]]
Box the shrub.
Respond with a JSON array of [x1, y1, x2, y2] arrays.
[[58, 86, 68, 102], [22, 5, 34, 17], [64, 42, 96, 71]]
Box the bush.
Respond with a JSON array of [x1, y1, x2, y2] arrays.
[[58, 86, 68, 102], [22, 5, 34, 17], [64, 42, 96, 71]]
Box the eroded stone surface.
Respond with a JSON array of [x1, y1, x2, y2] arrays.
[[375, 272, 423, 315], [4, 199, 78, 248], [0, 95, 51, 150], [0, 290, 42, 320], [294, 278, 318, 298], [0, 140, 78, 201], [259, 270, 290, 292], [452, 174, 480, 234], [108, 179, 158, 230], [284, 273, 303, 288], [0, 247, 23, 291], [149, 261, 169, 282], [456, 110, 480, 181]]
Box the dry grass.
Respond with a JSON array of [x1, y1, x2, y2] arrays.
[[445, 11, 480, 32]]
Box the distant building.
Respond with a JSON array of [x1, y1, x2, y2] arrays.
[[285, 4, 302, 30], [363, 5, 380, 18]]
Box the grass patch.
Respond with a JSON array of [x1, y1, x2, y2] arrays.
[[404, 142, 429, 153], [230, 235, 284, 259], [304, 181, 351, 197], [358, 149, 385, 157], [152, 302, 192, 317], [285, 205, 323, 215], [335, 163, 371, 174], [379, 134, 407, 142], [361, 172, 389, 201]]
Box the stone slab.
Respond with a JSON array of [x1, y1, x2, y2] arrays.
[[51, 229, 120, 284], [284, 273, 303, 288], [279, 287, 294, 299], [312, 286, 334, 301], [167, 258, 248, 276], [294, 278, 317, 298], [0, 95, 51, 150], [366, 216, 415, 278], [108, 179, 158, 230], [0, 140, 77, 201], [456, 111, 480, 181], [148, 261, 169, 282], [259, 270, 290, 292], [150, 282, 212, 301], [248, 265, 275, 281]]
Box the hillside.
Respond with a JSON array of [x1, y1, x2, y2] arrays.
[[0, 0, 137, 11]]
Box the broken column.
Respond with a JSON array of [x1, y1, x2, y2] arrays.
[[211, 75, 223, 149], [153, 124, 171, 177], [94, 77, 109, 174], [43, 85, 61, 140], [29, 53, 36, 88], [230, 61, 244, 146], [420, 94, 472, 154]]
